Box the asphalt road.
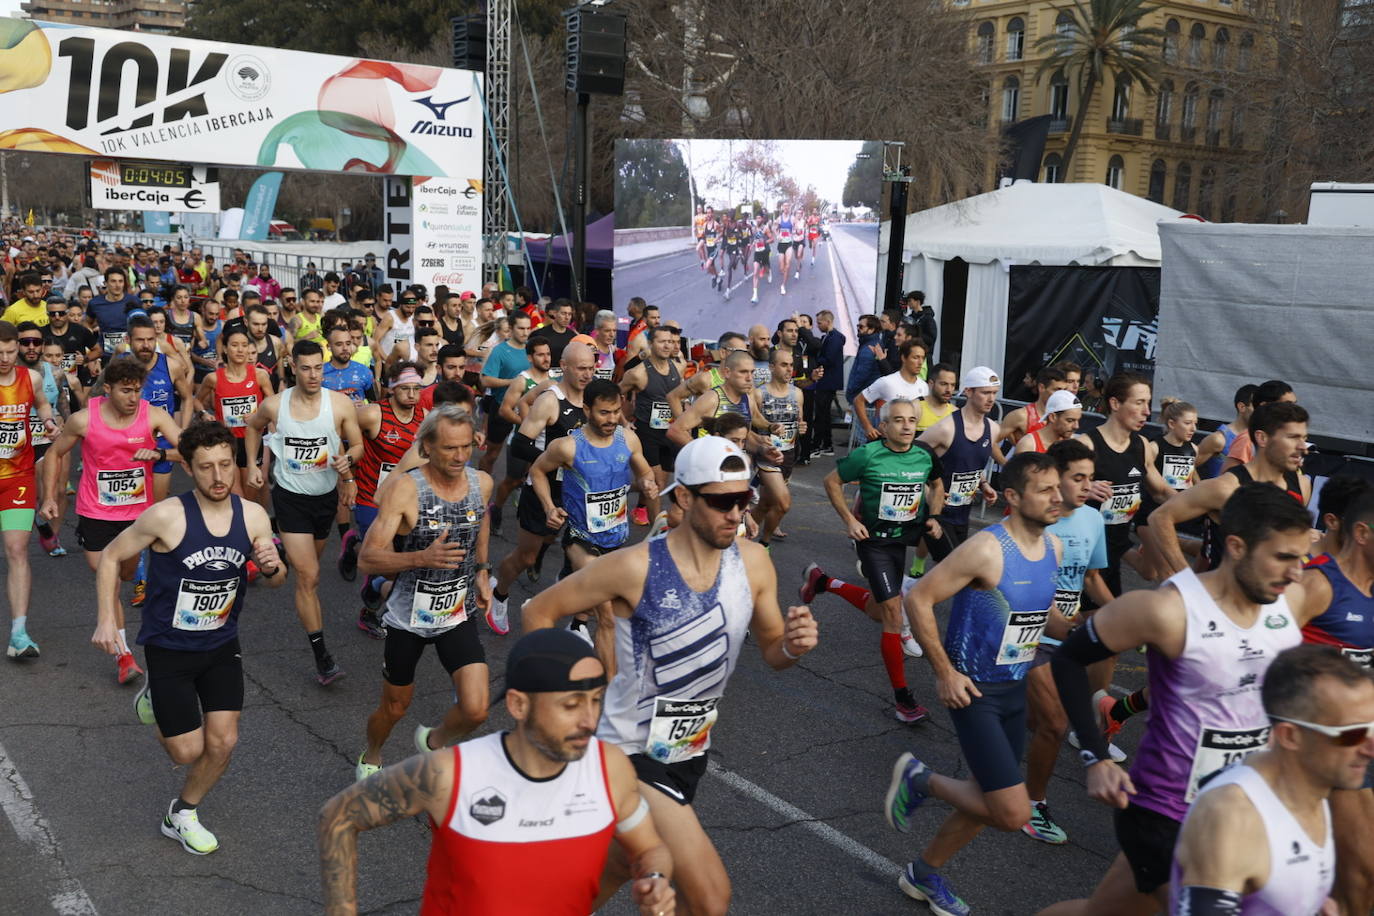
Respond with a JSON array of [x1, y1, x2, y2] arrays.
[[612, 225, 880, 348], [0, 443, 1152, 916]]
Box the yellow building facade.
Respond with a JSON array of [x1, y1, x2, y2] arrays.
[[970, 0, 1269, 219]]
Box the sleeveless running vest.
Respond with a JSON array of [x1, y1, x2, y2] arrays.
[[1086, 426, 1147, 534], [1203, 466, 1306, 570], [424, 732, 614, 915], [711, 385, 750, 420], [943, 523, 1057, 682], [0, 367, 36, 478], [939, 412, 992, 525], [1201, 425, 1239, 479], [759, 384, 801, 452], [256, 336, 279, 374], [915, 398, 956, 434], [138, 492, 251, 650], [213, 366, 262, 437], [381, 310, 414, 357], [562, 427, 633, 549], [28, 362, 57, 449], [1025, 402, 1046, 436], [141, 353, 174, 417], [77, 397, 154, 520], [634, 359, 680, 434], [1131, 567, 1300, 822], [166, 309, 196, 350], [1171, 764, 1333, 916], [777, 216, 794, 245], [356, 401, 423, 507], [751, 357, 771, 389], [1301, 554, 1374, 667], [384, 467, 484, 635], [269, 386, 340, 496], [293, 311, 325, 345], [598, 537, 753, 761]]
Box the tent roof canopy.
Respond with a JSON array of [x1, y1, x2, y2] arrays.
[[524, 212, 614, 271], [881, 181, 1185, 266]]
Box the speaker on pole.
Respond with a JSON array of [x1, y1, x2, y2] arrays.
[[452, 14, 486, 72], [564, 7, 626, 96]]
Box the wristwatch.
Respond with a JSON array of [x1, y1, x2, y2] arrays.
[[474, 562, 492, 573]]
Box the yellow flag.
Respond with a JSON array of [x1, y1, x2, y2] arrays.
[[25, 209, 34, 226]]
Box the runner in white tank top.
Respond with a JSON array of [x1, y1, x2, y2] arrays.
[[1171, 644, 1374, 916], [521, 436, 819, 915]]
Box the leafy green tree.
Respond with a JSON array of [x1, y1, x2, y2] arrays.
[[842, 140, 882, 209], [1035, 0, 1164, 173], [615, 139, 691, 228]]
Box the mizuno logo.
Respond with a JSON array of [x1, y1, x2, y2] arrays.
[[414, 95, 469, 120]]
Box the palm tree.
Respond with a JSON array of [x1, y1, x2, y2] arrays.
[[1036, 0, 1165, 174]]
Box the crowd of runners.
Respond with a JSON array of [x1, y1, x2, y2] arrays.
[[691, 203, 829, 303], [2, 224, 1372, 916]]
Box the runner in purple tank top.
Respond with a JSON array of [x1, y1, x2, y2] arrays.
[[1038, 483, 1323, 916]]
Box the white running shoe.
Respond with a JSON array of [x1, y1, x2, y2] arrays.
[[414, 724, 436, 754], [161, 803, 219, 855], [485, 595, 510, 635], [355, 753, 382, 782], [900, 624, 924, 658]]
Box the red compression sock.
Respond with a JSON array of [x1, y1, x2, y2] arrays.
[[828, 577, 872, 612], [881, 631, 907, 690]]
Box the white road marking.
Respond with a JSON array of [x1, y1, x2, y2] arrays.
[[0, 740, 99, 915], [707, 761, 902, 879]]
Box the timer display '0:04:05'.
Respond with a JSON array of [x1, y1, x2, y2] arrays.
[[119, 165, 191, 188]]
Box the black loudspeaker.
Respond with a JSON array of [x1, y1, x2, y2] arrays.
[[564, 7, 627, 96], [452, 15, 486, 72], [1002, 115, 1052, 182]]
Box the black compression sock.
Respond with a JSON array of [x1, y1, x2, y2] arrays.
[[337, 522, 351, 538], [35, 522, 53, 538], [1111, 688, 1149, 724], [308, 630, 328, 666]]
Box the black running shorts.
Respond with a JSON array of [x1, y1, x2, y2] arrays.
[[856, 538, 907, 604], [631, 751, 710, 806], [271, 484, 338, 539], [382, 620, 485, 687], [144, 639, 245, 739], [76, 515, 134, 553], [947, 679, 1028, 793], [1115, 803, 1182, 894]]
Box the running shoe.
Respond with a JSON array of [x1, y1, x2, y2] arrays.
[[130, 580, 146, 607], [569, 617, 594, 647], [900, 625, 924, 659], [894, 697, 930, 724], [883, 752, 931, 833], [527, 552, 544, 584], [794, 270, 800, 280], [632, 506, 649, 526], [315, 656, 345, 686], [898, 866, 970, 916], [490, 503, 503, 534], [1096, 689, 1125, 741], [414, 724, 435, 754], [1066, 730, 1129, 762], [815, 446, 834, 457], [360, 578, 385, 612], [357, 610, 385, 640], [134, 681, 156, 725], [355, 753, 381, 782], [1021, 801, 1068, 845], [116, 651, 143, 684], [780, 285, 787, 296], [485, 595, 510, 636], [38, 530, 64, 556], [799, 563, 828, 604], [336, 530, 359, 582], [750, 292, 758, 304], [6, 630, 39, 659], [161, 803, 219, 855]]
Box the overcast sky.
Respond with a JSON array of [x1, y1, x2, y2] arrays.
[[2, 2, 24, 17]]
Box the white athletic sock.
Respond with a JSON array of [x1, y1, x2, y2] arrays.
[[1030, 798, 1045, 806], [117, 628, 128, 655], [11, 615, 26, 636]]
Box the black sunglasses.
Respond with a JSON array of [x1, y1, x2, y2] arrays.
[[415, 320, 435, 327], [47, 310, 65, 317], [689, 488, 751, 512], [18, 337, 43, 346], [283, 297, 297, 303]]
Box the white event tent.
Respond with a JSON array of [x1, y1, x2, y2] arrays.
[[878, 181, 1185, 378]]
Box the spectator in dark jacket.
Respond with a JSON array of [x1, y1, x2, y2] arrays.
[[901, 290, 938, 357], [845, 314, 884, 404], [808, 309, 845, 456]]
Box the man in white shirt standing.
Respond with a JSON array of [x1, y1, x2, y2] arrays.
[[851, 339, 929, 444]]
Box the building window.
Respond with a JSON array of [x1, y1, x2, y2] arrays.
[[1164, 19, 1180, 62], [1156, 80, 1174, 127], [1002, 75, 1020, 122], [1189, 24, 1206, 66], [1043, 153, 1064, 183], [1112, 74, 1132, 120], [1007, 17, 1026, 61], [1056, 10, 1074, 35], [1050, 70, 1070, 119], [1174, 162, 1193, 211], [1229, 103, 1245, 146], [1181, 82, 1199, 139], [1120, 23, 1135, 50], [977, 22, 996, 64], [1212, 28, 1229, 67], [1238, 32, 1254, 69], [1206, 89, 1224, 145], [1148, 160, 1167, 202], [1198, 166, 1216, 219], [1106, 155, 1125, 190]]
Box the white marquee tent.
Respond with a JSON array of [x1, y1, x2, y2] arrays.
[[878, 182, 1185, 378]]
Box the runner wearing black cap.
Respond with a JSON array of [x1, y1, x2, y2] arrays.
[[319, 627, 676, 916]]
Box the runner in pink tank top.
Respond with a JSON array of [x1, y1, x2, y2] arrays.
[[77, 396, 156, 522]]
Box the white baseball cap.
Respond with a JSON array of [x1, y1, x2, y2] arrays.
[[660, 436, 752, 496], [961, 366, 1001, 390], [1045, 389, 1082, 414]]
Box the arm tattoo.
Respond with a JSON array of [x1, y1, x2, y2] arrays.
[[319, 753, 448, 913]]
